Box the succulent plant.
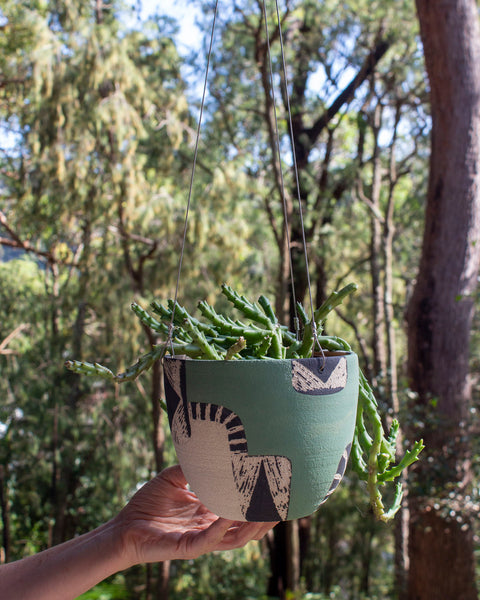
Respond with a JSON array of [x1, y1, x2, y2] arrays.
[[66, 283, 423, 521]]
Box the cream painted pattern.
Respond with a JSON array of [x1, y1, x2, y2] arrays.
[[291, 357, 347, 395]]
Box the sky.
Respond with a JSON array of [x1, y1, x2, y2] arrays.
[[130, 0, 208, 101], [136, 0, 202, 53], [135, 1, 338, 108]]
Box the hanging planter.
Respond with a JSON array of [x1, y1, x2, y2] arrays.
[[66, 283, 424, 522], [163, 352, 358, 521]]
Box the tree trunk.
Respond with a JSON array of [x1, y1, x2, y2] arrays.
[[369, 100, 387, 384], [267, 522, 287, 599], [267, 521, 300, 599], [116, 198, 168, 599], [384, 103, 409, 600], [407, 2, 480, 598], [0, 465, 11, 564], [285, 520, 300, 593]]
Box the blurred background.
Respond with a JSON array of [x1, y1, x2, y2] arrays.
[[1, 1, 479, 598]]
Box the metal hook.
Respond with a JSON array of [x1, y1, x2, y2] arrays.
[[311, 321, 326, 370], [166, 322, 176, 357]]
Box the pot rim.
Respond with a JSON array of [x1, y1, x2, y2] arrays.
[[162, 350, 354, 364]]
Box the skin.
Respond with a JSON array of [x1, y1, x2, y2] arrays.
[[0, 465, 277, 600]]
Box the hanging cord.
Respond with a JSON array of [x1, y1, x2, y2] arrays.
[[274, 0, 323, 359], [168, 0, 322, 360], [265, 0, 324, 360], [261, 0, 300, 339], [167, 0, 219, 354]]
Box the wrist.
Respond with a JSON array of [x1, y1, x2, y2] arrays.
[[104, 514, 133, 571], [108, 510, 149, 570]]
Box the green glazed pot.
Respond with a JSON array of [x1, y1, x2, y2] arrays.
[[163, 352, 359, 521]]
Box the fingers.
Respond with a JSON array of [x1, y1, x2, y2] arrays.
[[251, 521, 279, 540], [183, 517, 278, 559], [216, 520, 278, 551], [182, 517, 235, 558]]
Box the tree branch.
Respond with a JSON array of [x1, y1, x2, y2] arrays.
[[116, 195, 159, 295], [306, 36, 392, 145], [0, 210, 55, 263], [0, 78, 25, 89], [0, 324, 28, 355]]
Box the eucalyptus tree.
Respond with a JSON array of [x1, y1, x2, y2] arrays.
[[329, 21, 429, 598], [198, 0, 423, 316]]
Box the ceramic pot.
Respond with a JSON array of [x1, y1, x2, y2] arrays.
[[163, 352, 358, 521]]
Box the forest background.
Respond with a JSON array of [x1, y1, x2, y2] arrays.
[[1, 0, 480, 599]]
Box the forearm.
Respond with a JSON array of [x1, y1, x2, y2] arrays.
[[0, 519, 129, 600], [0, 465, 277, 600]]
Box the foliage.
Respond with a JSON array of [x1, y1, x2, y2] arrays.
[[0, 257, 151, 555], [76, 578, 127, 600], [299, 479, 395, 598], [169, 542, 270, 600], [0, 0, 196, 558], [0, 0, 282, 593], [194, 0, 428, 307], [0, 0, 446, 598]]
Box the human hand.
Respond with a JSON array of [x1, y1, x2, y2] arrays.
[[114, 465, 278, 567], [0, 466, 275, 600]]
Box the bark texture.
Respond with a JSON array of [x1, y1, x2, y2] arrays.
[[407, 2, 480, 598]]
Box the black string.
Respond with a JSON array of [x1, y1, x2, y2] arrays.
[[261, 1, 300, 335], [167, 0, 219, 353], [169, 0, 323, 361], [266, 0, 324, 360]]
